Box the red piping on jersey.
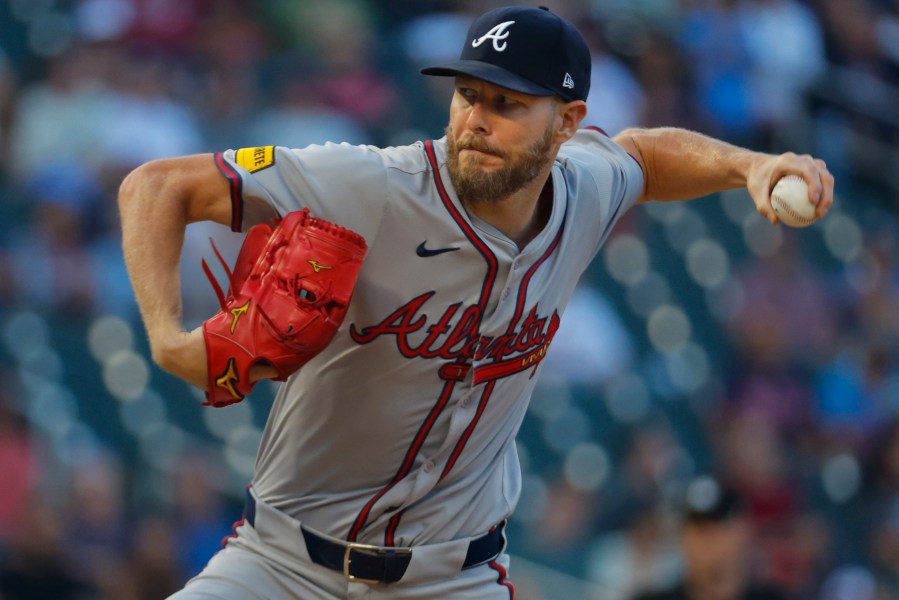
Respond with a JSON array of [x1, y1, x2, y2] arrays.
[[490, 560, 515, 598], [214, 152, 244, 232], [424, 140, 498, 309], [386, 510, 403, 546], [440, 380, 496, 480], [442, 216, 565, 479], [371, 141, 502, 545], [348, 377, 458, 542], [424, 139, 501, 482], [220, 517, 245, 549], [585, 125, 609, 137], [509, 222, 565, 329]]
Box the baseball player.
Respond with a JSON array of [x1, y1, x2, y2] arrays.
[[118, 5, 834, 599]]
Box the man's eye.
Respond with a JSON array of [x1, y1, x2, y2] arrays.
[[459, 88, 477, 101]]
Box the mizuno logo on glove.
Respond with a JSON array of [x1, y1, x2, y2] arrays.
[[307, 260, 332, 273]]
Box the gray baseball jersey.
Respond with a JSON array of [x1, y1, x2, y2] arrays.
[[213, 128, 642, 550]]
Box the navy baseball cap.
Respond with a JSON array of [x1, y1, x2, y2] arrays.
[[421, 5, 591, 102]]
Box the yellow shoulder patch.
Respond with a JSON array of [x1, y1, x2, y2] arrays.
[[235, 146, 275, 173]]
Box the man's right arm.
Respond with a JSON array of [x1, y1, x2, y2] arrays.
[[118, 154, 231, 389]]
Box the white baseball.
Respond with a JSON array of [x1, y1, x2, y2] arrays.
[[770, 175, 817, 228]]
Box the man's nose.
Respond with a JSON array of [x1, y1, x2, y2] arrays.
[[465, 102, 491, 134]]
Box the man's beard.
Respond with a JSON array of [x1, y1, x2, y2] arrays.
[[445, 122, 554, 205]]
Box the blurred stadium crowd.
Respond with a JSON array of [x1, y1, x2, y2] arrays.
[[0, 0, 897, 598]]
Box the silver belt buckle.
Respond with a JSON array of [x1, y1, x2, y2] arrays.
[[343, 542, 412, 584]]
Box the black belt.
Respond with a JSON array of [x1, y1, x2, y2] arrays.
[[243, 489, 505, 584]]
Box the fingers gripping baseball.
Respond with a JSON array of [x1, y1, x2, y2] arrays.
[[200, 209, 368, 407], [747, 152, 834, 225]]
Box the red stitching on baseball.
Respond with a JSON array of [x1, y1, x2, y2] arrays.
[[774, 199, 815, 224], [773, 177, 816, 225]]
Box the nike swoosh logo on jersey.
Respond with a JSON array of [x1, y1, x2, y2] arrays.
[[416, 241, 460, 257]]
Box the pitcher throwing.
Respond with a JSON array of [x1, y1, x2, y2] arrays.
[[118, 5, 833, 599]]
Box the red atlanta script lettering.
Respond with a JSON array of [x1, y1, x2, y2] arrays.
[[349, 292, 560, 368]]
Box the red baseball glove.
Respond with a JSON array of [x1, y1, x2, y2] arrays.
[[200, 208, 367, 407]]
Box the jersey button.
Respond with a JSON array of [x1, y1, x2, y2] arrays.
[[423, 461, 435, 472], [501, 289, 509, 299], [461, 396, 471, 408]]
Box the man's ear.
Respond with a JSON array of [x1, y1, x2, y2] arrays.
[[555, 100, 588, 143]]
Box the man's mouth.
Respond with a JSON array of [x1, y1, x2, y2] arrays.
[[461, 147, 502, 158]]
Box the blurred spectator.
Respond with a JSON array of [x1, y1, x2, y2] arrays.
[[844, 229, 899, 353], [677, 0, 758, 144], [632, 477, 790, 600], [586, 497, 680, 600], [737, 0, 826, 144], [97, 49, 205, 172], [634, 32, 701, 130], [192, 1, 270, 149], [585, 424, 688, 599], [7, 46, 112, 182], [0, 498, 95, 599], [710, 410, 833, 597], [0, 391, 35, 543], [854, 418, 899, 593], [397, 3, 484, 136], [254, 0, 404, 143], [123, 0, 208, 55], [816, 0, 888, 76], [522, 476, 602, 578], [123, 516, 183, 600], [302, 2, 401, 131], [713, 410, 800, 529], [729, 221, 834, 367], [60, 450, 130, 594], [867, 506, 899, 598], [542, 283, 635, 386], [0, 46, 15, 158], [724, 237, 836, 434], [876, 0, 899, 69], [5, 178, 99, 317], [170, 456, 234, 580], [816, 565, 880, 600], [815, 343, 896, 442], [603, 423, 689, 520], [241, 77, 371, 148], [580, 19, 646, 136]]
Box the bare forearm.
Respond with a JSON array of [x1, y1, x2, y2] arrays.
[[119, 161, 189, 346], [614, 127, 834, 224], [615, 127, 766, 202]]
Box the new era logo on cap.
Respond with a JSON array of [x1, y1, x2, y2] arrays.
[[420, 5, 591, 103]]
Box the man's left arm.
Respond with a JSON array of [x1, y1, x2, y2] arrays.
[[613, 127, 834, 224]]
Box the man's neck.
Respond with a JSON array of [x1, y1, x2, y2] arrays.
[[463, 169, 554, 249]]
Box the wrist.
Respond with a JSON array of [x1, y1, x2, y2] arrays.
[[150, 327, 208, 389], [147, 322, 183, 365]]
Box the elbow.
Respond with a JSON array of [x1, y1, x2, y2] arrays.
[[117, 164, 139, 211], [612, 127, 647, 147], [119, 154, 230, 226], [118, 160, 163, 210], [118, 158, 190, 219]]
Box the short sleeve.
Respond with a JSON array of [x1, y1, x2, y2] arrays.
[[215, 142, 390, 242], [556, 127, 646, 264]]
